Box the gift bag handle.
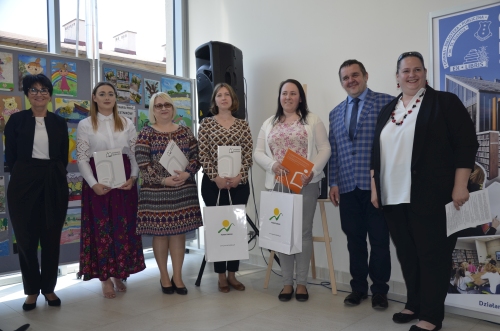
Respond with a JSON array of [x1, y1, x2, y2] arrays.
[[273, 169, 291, 193], [216, 189, 233, 206]]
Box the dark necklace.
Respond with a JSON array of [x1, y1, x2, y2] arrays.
[[391, 90, 425, 126]]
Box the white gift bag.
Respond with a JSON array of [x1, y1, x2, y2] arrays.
[[259, 178, 303, 255], [203, 191, 249, 262]]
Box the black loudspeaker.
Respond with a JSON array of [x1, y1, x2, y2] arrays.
[[195, 41, 245, 120], [319, 162, 329, 199]]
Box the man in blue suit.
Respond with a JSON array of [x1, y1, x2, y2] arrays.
[[329, 59, 393, 309]]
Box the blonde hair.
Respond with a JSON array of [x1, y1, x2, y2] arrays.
[[90, 82, 124, 132], [484, 263, 498, 273], [148, 92, 177, 124]]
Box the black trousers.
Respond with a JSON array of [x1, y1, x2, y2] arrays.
[[339, 187, 391, 294], [8, 159, 68, 295], [383, 204, 458, 326], [201, 174, 249, 273]]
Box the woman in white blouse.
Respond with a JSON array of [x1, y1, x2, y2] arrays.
[[77, 82, 145, 299], [254, 79, 331, 302]]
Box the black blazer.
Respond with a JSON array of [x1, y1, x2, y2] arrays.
[[4, 109, 69, 171], [371, 86, 478, 214]]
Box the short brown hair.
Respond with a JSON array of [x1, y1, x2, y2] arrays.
[[209, 83, 239, 115]]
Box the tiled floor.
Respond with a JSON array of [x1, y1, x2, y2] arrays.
[[0, 252, 498, 331]]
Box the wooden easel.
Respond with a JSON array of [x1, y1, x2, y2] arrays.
[[263, 199, 337, 294]]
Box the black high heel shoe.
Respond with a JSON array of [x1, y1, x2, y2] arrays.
[[160, 279, 174, 294], [22, 300, 37, 311], [42, 293, 61, 307], [171, 277, 188, 295]]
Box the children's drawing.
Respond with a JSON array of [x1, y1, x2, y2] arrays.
[[55, 98, 90, 123], [51, 60, 77, 96], [144, 79, 159, 107], [18, 55, 47, 91], [0, 52, 14, 91]]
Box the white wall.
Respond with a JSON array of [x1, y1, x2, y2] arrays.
[[188, 0, 475, 285]]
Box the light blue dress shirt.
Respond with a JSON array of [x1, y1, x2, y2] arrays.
[[344, 88, 368, 129]]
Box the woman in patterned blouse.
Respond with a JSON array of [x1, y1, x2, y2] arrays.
[[136, 92, 202, 295], [198, 83, 253, 293], [254, 79, 331, 302]]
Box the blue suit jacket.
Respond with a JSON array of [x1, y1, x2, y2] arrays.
[[329, 88, 393, 193]]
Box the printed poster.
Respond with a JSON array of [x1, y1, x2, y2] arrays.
[[103, 67, 117, 87], [129, 72, 142, 104], [18, 55, 46, 91], [161, 77, 192, 128], [118, 104, 137, 125], [55, 98, 90, 123], [51, 60, 77, 97], [60, 208, 81, 245], [0, 52, 14, 91], [116, 70, 130, 102], [68, 128, 77, 164], [144, 79, 160, 107], [445, 161, 500, 314], [0, 217, 8, 257], [137, 108, 149, 132], [67, 173, 83, 208], [435, 2, 500, 187]]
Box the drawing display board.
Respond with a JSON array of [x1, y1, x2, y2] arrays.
[[0, 46, 92, 274], [100, 62, 197, 246], [101, 61, 195, 133]]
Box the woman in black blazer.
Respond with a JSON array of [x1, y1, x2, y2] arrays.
[[370, 52, 478, 331], [4, 74, 69, 311]]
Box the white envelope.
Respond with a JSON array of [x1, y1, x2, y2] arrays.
[[218, 146, 241, 177], [159, 140, 189, 176], [93, 148, 126, 188]]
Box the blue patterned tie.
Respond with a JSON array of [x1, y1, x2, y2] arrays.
[[349, 97, 360, 141]]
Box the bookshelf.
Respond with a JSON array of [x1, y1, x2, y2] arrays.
[[476, 131, 499, 179]]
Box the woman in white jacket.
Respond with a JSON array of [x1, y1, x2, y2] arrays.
[[254, 79, 331, 302]]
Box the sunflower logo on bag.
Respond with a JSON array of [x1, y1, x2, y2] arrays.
[[269, 208, 283, 221], [218, 219, 235, 233]]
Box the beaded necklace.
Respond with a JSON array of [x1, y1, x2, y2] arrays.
[[391, 89, 425, 126]]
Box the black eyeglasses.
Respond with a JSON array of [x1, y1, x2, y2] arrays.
[[397, 51, 424, 63], [154, 103, 173, 110], [28, 88, 50, 95]]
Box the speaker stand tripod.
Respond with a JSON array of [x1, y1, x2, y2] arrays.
[[194, 214, 280, 286]]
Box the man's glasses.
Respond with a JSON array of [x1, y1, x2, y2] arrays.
[[28, 88, 50, 95], [154, 103, 173, 110]]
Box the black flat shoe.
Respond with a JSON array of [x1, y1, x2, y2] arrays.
[[344, 291, 367, 306], [171, 277, 188, 295], [393, 312, 419, 324], [295, 289, 309, 302], [42, 293, 61, 307], [278, 288, 294, 302], [409, 323, 442, 331], [160, 280, 174, 294]]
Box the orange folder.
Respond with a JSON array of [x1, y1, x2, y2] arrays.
[[276, 149, 314, 194]]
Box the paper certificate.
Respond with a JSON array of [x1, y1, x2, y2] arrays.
[[277, 149, 314, 194], [218, 146, 241, 177], [93, 148, 126, 188], [446, 189, 492, 237], [159, 140, 189, 176]]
